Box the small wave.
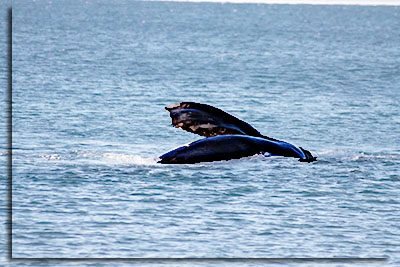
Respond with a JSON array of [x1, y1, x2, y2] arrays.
[[317, 149, 400, 162], [318, 149, 351, 155], [352, 153, 400, 161], [40, 154, 61, 160], [39, 150, 159, 166]]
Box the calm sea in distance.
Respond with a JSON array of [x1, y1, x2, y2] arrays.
[[1, 0, 400, 266]]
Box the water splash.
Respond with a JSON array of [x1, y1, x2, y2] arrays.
[[317, 149, 400, 162], [100, 152, 158, 166], [352, 153, 400, 161], [39, 151, 158, 166]]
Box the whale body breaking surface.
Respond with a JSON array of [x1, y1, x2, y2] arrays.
[[158, 102, 317, 164]]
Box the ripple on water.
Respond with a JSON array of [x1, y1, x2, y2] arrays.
[[9, 1, 400, 262]]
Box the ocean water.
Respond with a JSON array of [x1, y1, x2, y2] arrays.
[[3, 0, 400, 265]]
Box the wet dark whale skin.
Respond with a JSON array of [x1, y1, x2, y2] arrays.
[[165, 102, 266, 138], [160, 102, 317, 164], [158, 135, 307, 164]]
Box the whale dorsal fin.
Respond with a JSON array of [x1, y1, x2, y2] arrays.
[[165, 102, 263, 138]]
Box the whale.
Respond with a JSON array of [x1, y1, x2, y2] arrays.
[[165, 102, 265, 138], [158, 134, 315, 164], [159, 102, 316, 164]]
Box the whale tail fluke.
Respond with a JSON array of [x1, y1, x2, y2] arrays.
[[298, 147, 317, 163], [165, 102, 263, 138]]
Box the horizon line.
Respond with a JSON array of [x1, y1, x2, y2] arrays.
[[145, 0, 400, 6]]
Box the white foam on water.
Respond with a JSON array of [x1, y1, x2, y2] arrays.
[[39, 149, 399, 166], [318, 149, 350, 155], [352, 153, 400, 161], [39, 149, 159, 166], [146, 0, 400, 6], [101, 152, 158, 166], [40, 154, 61, 160], [317, 149, 400, 161]]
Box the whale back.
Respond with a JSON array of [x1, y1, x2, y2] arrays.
[[158, 135, 314, 164]]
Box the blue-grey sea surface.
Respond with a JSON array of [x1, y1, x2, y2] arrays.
[[3, 0, 400, 266]]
